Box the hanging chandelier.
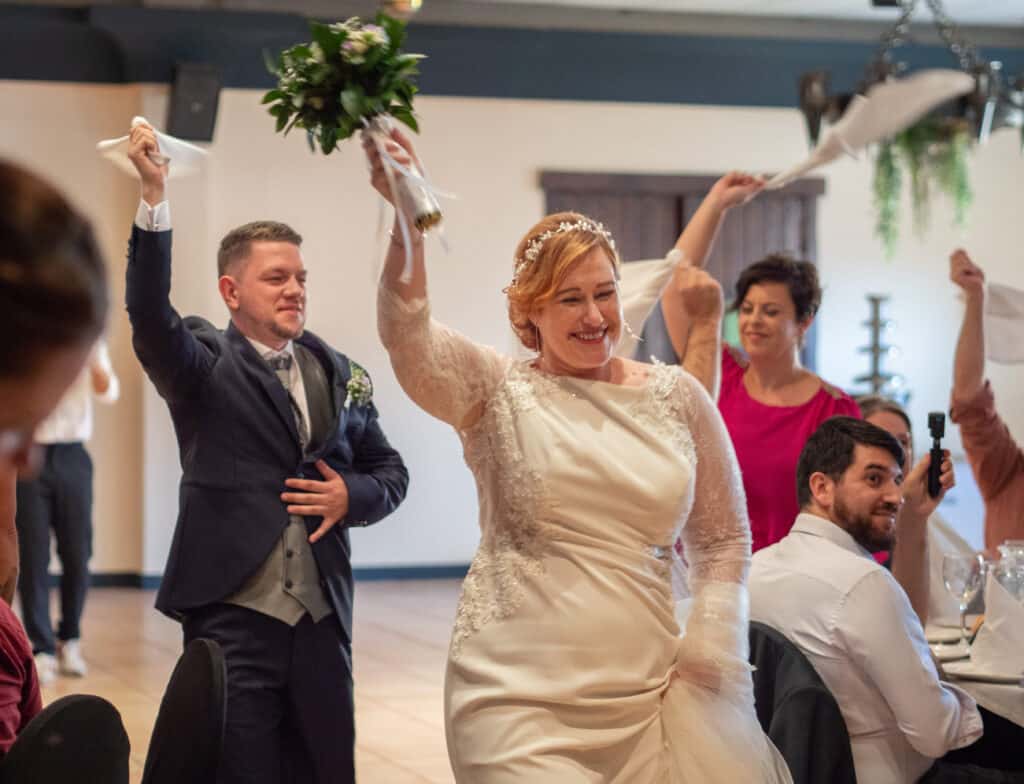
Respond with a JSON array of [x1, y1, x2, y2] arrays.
[[798, 0, 1023, 147]]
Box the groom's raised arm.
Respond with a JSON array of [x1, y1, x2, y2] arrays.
[[124, 122, 214, 401]]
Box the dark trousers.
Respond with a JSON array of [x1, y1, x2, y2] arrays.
[[14, 442, 93, 654], [923, 706, 1024, 782], [183, 603, 355, 784]]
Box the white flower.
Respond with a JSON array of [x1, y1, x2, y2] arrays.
[[348, 38, 368, 54], [292, 93, 305, 108], [309, 42, 325, 64], [362, 25, 389, 47]]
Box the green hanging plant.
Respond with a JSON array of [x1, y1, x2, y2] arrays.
[[873, 140, 902, 257], [872, 116, 974, 258]]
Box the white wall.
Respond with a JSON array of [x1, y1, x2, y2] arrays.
[[3, 80, 1022, 573]]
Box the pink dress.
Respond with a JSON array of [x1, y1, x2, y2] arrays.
[[718, 347, 861, 552]]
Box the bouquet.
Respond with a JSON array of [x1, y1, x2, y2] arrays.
[[263, 14, 441, 232]]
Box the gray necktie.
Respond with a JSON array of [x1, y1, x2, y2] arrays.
[[267, 352, 309, 453]]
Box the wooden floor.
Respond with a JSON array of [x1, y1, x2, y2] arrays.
[[38, 581, 462, 783]]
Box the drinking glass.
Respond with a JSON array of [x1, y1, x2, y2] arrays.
[[942, 553, 984, 645]]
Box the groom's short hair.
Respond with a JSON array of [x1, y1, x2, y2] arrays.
[[218, 221, 303, 277]]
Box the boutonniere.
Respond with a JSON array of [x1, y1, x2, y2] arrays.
[[345, 363, 373, 409]]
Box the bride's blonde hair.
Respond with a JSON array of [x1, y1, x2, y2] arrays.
[[505, 212, 620, 352]]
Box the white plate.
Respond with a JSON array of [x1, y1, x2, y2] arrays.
[[926, 625, 963, 644], [943, 659, 1023, 684], [925, 616, 981, 644], [931, 641, 970, 662]]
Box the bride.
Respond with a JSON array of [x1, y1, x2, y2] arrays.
[[365, 128, 792, 783]]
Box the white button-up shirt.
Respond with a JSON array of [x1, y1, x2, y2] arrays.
[[245, 338, 311, 435], [34, 340, 119, 444], [750, 513, 982, 784]]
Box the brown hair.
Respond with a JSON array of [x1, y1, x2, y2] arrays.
[[731, 253, 822, 323], [0, 160, 108, 376], [506, 212, 619, 351], [856, 395, 911, 431], [217, 221, 302, 276]]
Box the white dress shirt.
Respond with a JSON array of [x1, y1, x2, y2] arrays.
[[35, 340, 119, 444], [749, 513, 983, 784], [134, 199, 171, 232], [245, 338, 311, 434]]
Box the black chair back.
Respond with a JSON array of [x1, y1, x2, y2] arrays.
[[141, 637, 227, 784], [749, 621, 857, 784], [0, 694, 129, 784]]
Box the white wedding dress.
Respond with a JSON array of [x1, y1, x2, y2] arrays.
[[378, 260, 792, 783]]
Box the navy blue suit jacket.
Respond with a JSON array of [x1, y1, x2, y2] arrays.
[[125, 226, 408, 644]]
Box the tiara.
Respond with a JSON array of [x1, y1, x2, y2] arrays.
[[511, 218, 617, 285]]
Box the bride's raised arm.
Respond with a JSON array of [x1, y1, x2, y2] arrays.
[[365, 128, 506, 431]]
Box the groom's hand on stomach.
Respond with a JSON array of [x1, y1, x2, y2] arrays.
[[281, 459, 351, 543]]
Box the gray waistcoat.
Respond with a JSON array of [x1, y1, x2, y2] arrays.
[[227, 343, 334, 625]]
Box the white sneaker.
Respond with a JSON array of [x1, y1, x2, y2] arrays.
[[57, 639, 87, 677], [34, 652, 58, 686]]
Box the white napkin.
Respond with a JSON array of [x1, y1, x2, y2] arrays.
[[614, 249, 685, 357], [96, 116, 207, 179], [766, 69, 975, 190], [983, 282, 1024, 364], [969, 572, 1024, 677]]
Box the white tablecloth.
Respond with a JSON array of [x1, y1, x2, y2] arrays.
[[949, 678, 1024, 728]]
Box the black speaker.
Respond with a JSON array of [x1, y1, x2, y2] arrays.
[[166, 63, 221, 142]]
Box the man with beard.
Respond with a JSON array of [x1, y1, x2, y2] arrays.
[[749, 417, 983, 784]]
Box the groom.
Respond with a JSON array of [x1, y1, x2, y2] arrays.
[[125, 123, 409, 783]]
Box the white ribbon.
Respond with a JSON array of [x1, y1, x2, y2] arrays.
[[362, 116, 453, 283]]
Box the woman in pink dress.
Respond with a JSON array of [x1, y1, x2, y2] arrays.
[[644, 233, 860, 552], [716, 255, 860, 550]]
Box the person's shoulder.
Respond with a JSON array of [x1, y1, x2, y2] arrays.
[[718, 345, 748, 396], [722, 344, 748, 372], [182, 315, 218, 333], [816, 375, 859, 412], [618, 356, 667, 385]]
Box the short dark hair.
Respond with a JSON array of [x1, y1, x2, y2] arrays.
[[732, 253, 822, 323], [217, 221, 302, 276], [796, 416, 905, 508], [855, 395, 911, 432], [0, 160, 108, 376]]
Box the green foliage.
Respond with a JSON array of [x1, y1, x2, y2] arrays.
[[872, 117, 974, 258], [873, 141, 902, 258], [263, 13, 426, 154]]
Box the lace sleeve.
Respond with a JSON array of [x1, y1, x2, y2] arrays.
[[672, 370, 753, 687], [377, 286, 508, 429]]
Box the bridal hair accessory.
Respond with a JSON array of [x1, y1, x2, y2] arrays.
[[512, 219, 617, 286]]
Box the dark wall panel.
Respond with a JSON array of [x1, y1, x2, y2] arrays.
[[0, 4, 1021, 108]]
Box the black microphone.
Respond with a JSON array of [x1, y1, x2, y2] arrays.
[[927, 412, 945, 498]]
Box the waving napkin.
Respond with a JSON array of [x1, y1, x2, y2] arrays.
[[97, 116, 208, 179], [766, 69, 975, 190], [970, 571, 1024, 677], [614, 249, 685, 357]]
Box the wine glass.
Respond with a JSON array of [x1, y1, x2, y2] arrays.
[[943, 553, 984, 645]]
